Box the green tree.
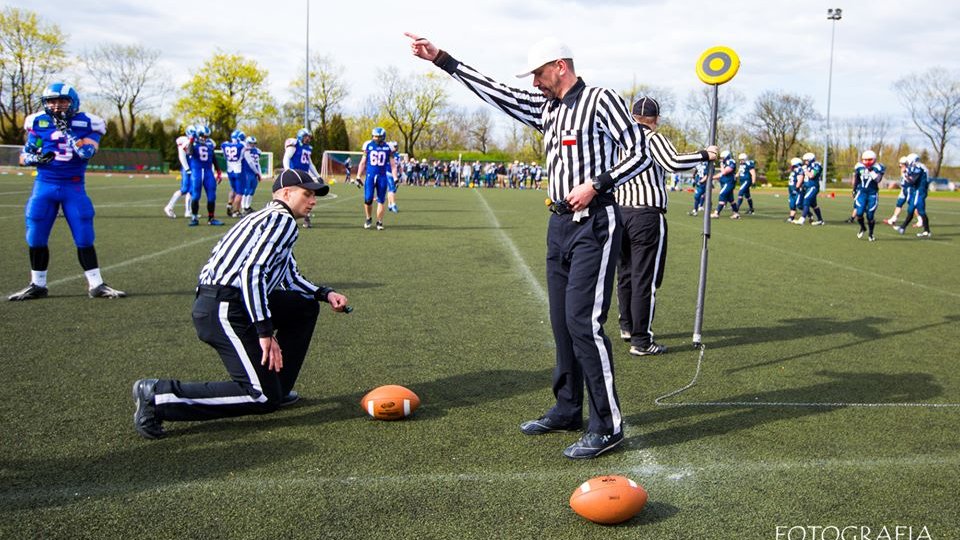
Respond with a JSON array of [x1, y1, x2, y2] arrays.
[[747, 90, 817, 180], [174, 52, 276, 142], [288, 54, 348, 136], [0, 7, 66, 143], [78, 43, 168, 148], [375, 67, 448, 158], [326, 113, 349, 151]]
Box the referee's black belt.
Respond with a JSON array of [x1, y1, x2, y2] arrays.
[[196, 284, 242, 301]]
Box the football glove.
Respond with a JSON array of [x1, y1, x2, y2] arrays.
[[23, 151, 56, 166]]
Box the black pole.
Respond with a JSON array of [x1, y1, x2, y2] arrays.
[[692, 84, 719, 348]]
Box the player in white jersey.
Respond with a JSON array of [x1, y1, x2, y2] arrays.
[[164, 126, 195, 218]]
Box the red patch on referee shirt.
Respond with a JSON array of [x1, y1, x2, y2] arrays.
[[561, 135, 577, 146]]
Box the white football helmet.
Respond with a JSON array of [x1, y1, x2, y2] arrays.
[[906, 153, 919, 164], [790, 157, 802, 166], [720, 150, 732, 159], [738, 153, 748, 160], [861, 150, 876, 165], [898, 156, 908, 165], [802, 152, 815, 162]]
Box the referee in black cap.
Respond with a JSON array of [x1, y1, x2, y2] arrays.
[[615, 97, 717, 356], [132, 169, 349, 439]]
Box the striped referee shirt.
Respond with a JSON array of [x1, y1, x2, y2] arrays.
[[198, 199, 325, 336], [433, 52, 652, 201], [615, 125, 710, 211]]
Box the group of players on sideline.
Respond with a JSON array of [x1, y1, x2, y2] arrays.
[[684, 150, 933, 241], [8, 81, 937, 302]]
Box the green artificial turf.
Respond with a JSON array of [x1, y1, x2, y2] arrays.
[[1, 171, 958, 539]]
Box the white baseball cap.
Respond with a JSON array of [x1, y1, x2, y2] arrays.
[[516, 37, 574, 78]]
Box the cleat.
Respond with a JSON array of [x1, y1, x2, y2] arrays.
[[208, 219, 224, 226], [688, 210, 698, 216], [630, 342, 667, 356], [8, 283, 48, 301], [746, 209, 755, 215], [857, 230, 865, 239], [730, 213, 741, 220], [619, 329, 631, 341], [388, 204, 399, 213], [811, 220, 824, 226], [89, 283, 127, 298], [786, 217, 795, 223], [917, 231, 931, 238], [188, 218, 199, 227], [896, 227, 905, 235], [163, 206, 176, 219], [278, 390, 300, 408], [376, 221, 384, 231], [563, 431, 624, 459], [363, 218, 372, 230], [709, 212, 719, 219], [132, 379, 165, 439], [520, 416, 582, 435], [883, 217, 895, 225], [869, 235, 876, 242], [844, 217, 856, 223]]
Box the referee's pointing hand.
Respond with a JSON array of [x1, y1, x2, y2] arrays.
[[405, 32, 438, 62]]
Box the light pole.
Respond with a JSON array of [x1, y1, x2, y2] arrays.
[[823, 7, 842, 189], [304, 0, 310, 131]]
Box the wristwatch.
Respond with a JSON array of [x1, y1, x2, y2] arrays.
[[592, 179, 604, 193]]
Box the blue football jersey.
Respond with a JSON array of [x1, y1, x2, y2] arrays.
[[854, 163, 885, 192], [362, 140, 394, 176], [738, 160, 755, 182], [804, 161, 823, 186], [221, 141, 244, 173], [720, 157, 737, 182], [23, 111, 105, 182], [189, 139, 216, 167], [907, 163, 929, 193], [241, 146, 261, 176], [289, 141, 313, 171]]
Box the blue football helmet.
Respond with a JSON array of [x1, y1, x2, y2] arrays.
[[196, 125, 211, 138], [296, 128, 311, 142], [246, 136, 257, 145], [41, 82, 80, 120], [231, 129, 246, 142], [185, 125, 197, 137], [372, 127, 386, 143]]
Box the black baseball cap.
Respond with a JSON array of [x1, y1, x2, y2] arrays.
[[632, 96, 660, 117], [272, 168, 329, 196]]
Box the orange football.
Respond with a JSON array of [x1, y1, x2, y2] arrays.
[[360, 385, 420, 420], [569, 475, 647, 525]]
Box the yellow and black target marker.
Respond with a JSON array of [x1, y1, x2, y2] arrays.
[[695, 46, 740, 85]]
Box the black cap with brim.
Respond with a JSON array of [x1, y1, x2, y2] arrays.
[[272, 168, 329, 196]]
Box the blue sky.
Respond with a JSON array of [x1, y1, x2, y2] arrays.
[[10, 0, 960, 157]]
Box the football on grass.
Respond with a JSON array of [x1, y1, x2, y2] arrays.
[[361, 385, 420, 420], [569, 475, 647, 525]]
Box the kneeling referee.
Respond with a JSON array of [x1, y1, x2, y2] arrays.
[[133, 169, 349, 439]]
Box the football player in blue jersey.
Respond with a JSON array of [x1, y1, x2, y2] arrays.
[[735, 153, 756, 215], [283, 128, 322, 228], [883, 156, 922, 228], [386, 141, 401, 212], [689, 162, 707, 216], [356, 127, 399, 230], [795, 152, 824, 225], [186, 125, 223, 226], [9, 83, 126, 301], [164, 125, 195, 218], [852, 150, 884, 241], [222, 129, 246, 217], [710, 150, 740, 219], [787, 157, 803, 222], [897, 153, 931, 238], [238, 136, 262, 215]]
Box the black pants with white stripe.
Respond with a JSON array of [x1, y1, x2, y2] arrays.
[[153, 286, 319, 422], [616, 207, 668, 349], [544, 204, 623, 436]]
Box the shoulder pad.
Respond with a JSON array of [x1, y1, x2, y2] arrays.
[[24, 112, 43, 131], [81, 112, 107, 135], [285, 138, 297, 147]]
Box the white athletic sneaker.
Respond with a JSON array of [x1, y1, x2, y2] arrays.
[[163, 206, 176, 219], [794, 217, 806, 225], [917, 231, 931, 238]]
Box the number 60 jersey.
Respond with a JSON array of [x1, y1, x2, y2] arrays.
[[23, 111, 106, 182]]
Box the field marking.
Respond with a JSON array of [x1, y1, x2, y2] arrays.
[[0, 182, 174, 197], [671, 218, 960, 299], [474, 191, 548, 306]]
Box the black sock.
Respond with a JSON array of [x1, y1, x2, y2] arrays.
[[77, 246, 99, 271], [207, 201, 216, 219], [29, 246, 50, 272], [857, 217, 865, 231], [191, 199, 200, 216], [868, 220, 875, 235], [922, 215, 929, 232]]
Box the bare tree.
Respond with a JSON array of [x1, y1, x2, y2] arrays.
[[467, 107, 494, 154], [419, 108, 467, 154], [375, 67, 448, 158], [893, 67, 960, 176], [288, 54, 348, 138], [684, 86, 744, 148], [746, 90, 818, 175], [78, 44, 168, 147], [0, 7, 66, 143], [620, 82, 675, 117]]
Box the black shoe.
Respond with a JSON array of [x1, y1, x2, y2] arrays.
[[132, 379, 165, 439], [629, 342, 667, 356], [520, 416, 582, 435], [563, 431, 625, 459], [8, 283, 48, 301], [89, 283, 127, 298], [278, 390, 300, 407]]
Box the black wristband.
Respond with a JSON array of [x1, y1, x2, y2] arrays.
[[433, 50, 459, 74]]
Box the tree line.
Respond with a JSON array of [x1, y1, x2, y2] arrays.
[[2, 6, 958, 179]]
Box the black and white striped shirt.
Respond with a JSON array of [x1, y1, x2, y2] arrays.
[[614, 125, 709, 211], [198, 200, 321, 336], [434, 53, 652, 201]]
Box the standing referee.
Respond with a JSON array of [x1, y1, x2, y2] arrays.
[[406, 33, 652, 459], [615, 97, 717, 356], [132, 169, 349, 439]]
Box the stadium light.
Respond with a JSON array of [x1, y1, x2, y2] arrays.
[[823, 8, 842, 187]]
